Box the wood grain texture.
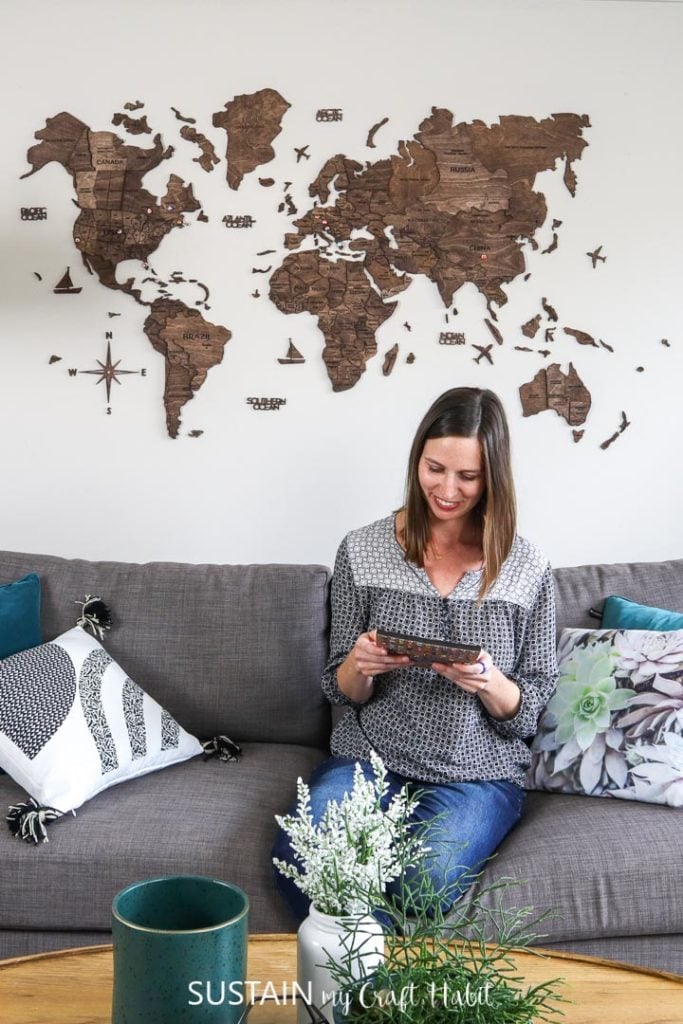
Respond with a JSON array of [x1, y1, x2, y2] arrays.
[[519, 362, 591, 426], [212, 88, 290, 191], [272, 107, 590, 391], [1, 936, 681, 1024], [142, 298, 231, 438]]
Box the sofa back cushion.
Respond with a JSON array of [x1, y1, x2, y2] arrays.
[[553, 558, 683, 634], [0, 552, 331, 748]]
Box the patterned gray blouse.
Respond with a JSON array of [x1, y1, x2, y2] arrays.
[[321, 515, 558, 788]]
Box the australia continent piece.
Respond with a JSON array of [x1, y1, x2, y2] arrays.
[[212, 89, 290, 190], [519, 362, 591, 432]]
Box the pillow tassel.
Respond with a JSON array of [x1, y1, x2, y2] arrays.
[[75, 595, 112, 639], [202, 735, 242, 763], [6, 798, 67, 844]]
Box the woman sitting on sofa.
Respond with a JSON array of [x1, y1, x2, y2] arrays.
[[273, 386, 558, 921]]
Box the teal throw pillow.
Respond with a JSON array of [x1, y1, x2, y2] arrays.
[[0, 573, 42, 660], [602, 595, 683, 631]]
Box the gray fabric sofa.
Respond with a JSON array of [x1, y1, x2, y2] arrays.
[[0, 549, 681, 976]]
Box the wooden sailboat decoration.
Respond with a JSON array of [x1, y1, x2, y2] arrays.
[[53, 267, 82, 294], [277, 339, 305, 364]]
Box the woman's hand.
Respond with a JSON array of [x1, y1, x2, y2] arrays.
[[336, 630, 410, 703], [348, 629, 411, 679], [431, 649, 522, 720]]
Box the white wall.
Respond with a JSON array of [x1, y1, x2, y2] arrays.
[[1, 0, 681, 570]]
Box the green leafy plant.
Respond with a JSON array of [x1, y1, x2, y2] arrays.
[[326, 858, 567, 1024]]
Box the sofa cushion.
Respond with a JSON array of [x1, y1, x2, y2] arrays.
[[465, 791, 683, 943], [0, 552, 332, 748], [601, 595, 683, 631], [0, 627, 202, 830], [527, 627, 683, 805], [553, 558, 683, 634], [0, 572, 41, 660], [0, 742, 327, 934]]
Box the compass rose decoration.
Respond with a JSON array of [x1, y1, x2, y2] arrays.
[[71, 336, 146, 414]]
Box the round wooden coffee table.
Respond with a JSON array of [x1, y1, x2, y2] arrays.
[[0, 934, 681, 1023]]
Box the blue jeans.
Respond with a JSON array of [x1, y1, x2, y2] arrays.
[[271, 756, 525, 924]]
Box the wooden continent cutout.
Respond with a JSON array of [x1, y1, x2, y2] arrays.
[[519, 362, 591, 430], [212, 89, 290, 190]]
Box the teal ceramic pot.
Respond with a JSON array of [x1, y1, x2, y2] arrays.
[[112, 874, 249, 1024]]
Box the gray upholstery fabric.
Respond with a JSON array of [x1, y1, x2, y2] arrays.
[[0, 552, 331, 746], [553, 558, 683, 633], [0, 743, 325, 935], [531, 934, 683, 977], [0, 930, 111, 959], [462, 792, 683, 943]]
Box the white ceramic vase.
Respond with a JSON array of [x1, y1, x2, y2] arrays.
[[296, 905, 385, 1024]]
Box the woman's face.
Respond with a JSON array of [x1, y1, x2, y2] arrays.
[[417, 435, 486, 524]]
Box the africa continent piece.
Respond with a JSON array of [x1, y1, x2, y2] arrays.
[[270, 251, 396, 391]]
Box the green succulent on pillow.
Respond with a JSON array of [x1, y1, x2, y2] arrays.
[[548, 640, 635, 751]]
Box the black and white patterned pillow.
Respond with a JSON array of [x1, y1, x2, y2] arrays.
[[0, 626, 202, 816]]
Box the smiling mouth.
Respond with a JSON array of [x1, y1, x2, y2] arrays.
[[433, 496, 462, 511]]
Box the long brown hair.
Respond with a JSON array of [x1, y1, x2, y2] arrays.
[[400, 387, 517, 598]]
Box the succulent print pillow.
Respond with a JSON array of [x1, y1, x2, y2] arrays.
[[527, 628, 683, 806]]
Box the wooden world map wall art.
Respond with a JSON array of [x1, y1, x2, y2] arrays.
[[21, 91, 671, 444]]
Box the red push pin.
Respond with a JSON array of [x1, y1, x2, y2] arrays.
[[481, 254, 488, 262]]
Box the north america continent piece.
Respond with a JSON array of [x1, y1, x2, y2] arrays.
[[22, 112, 199, 297]]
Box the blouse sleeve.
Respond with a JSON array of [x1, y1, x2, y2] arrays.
[[321, 537, 369, 706], [486, 563, 559, 740]]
